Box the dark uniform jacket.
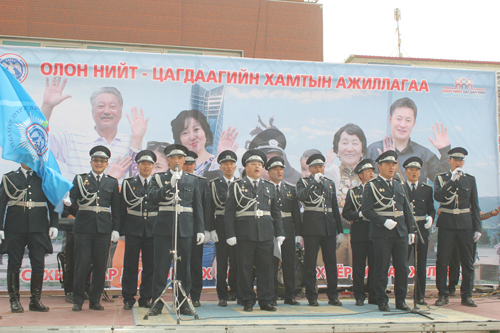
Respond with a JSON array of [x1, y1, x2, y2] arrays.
[[209, 176, 239, 240], [120, 175, 158, 237], [195, 175, 212, 233], [225, 177, 285, 242], [434, 171, 481, 232], [0, 168, 58, 233], [69, 172, 120, 234], [150, 170, 203, 238], [296, 175, 343, 237], [405, 182, 436, 238], [361, 176, 411, 239], [342, 184, 370, 243], [276, 181, 302, 239]]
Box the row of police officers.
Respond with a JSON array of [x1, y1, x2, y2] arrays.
[[0, 144, 481, 314]]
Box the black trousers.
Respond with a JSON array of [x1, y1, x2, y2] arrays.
[[215, 240, 239, 300], [351, 240, 376, 302], [273, 237, 296, 301], [436, 228, 474, 299], [372, 236, 408, 305], [122, 234, 154, 304], [190, 240, 203, 302], [303, 235, 338, 301], [407, 235, 429, 300], [228, 246, 238, 296], [236, 239, 273, 307], [6, 232, 48, 275], [151, 235, 192, 310], [73, 232, 111, 305], [448, 240, 477, 291], [63, 231, 75, 293]]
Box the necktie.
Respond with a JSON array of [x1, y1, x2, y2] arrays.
[[96, 175, 100, 185], [253, 180, 258, 189], [144, 179, 148, 189], [411, 183, 416, 193], [26, 171, 32, 182], [227, 181, 231, 188], [276, 184, 280, 195], [386, 180, 392, 190]]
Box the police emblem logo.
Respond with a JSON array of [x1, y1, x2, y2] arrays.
[[83, 178, 89, 186], [16, 115, 50, 163], [380, 188, 385, 192], [26, 123, 49, 156], [133, 187, 136, 190], [269, 139, 279, 147], [0, 53, 29, 83]]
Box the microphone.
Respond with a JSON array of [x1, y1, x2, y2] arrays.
[[394, 171, 404, 184], [174, 165, 179, 172]]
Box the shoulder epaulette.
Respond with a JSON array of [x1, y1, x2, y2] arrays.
[[234, 178, 243, 183], [192, 174, 207, 179], [124, 176, 135, 182], [284, 180, 295, 187], [263, 179, 273, 184], [209, 177, 220, 183], [106, 175, 117, 180], [421, 182, 432, 187], [464, 173, 474, 178], [366, 178, 377, 184]]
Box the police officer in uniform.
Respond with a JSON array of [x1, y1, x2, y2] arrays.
[[148, 144, 204, 316], [121, 150, 158, 310], [0, 164, 58, 313], [403, 156, 435, 306], [183, 151, 212, 307], [265, 156, 302, 306], [296, 153, 344, 307], [69, 146, 121, 311], [361, 151, 413, 312], [209, 150, 239, 307], [342, 159, 376, 306], [434, 147, 481, 307], [225, 149, 285, 312]]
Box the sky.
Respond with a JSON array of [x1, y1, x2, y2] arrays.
[[322, 1, 499, 64]]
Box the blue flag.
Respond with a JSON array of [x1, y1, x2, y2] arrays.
[[0, 65, 72, 213]]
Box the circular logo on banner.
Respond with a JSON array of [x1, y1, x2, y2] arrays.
[[0, 53, 29, 83], [26, 123, 49, 156]]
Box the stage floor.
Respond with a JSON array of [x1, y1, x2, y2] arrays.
[[1, 291, 499, 332]]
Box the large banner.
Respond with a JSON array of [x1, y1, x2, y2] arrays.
[[1, 46, 499, 291]]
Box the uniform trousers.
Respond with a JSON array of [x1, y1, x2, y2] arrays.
[[351, 240, 376, 303], [273, 237, 296, 301], [190, 241, 203, 302], [448, 240, 477, 292], [6, 232, 48, 275], [73, 232, 111, 305], [122, 234, 154, 304], [63, 231, 75, 294], [215, 240, 238, 300], [407, 236, 429, 300]]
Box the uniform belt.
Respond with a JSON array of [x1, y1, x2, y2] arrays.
[[215, 209, 225, 216], [8, 201, 46, 208], [158, 205, 193, 213], [414, 216, 426, 221], [236, 209, 271, 218], [281, 212, 292, 218], [127, 210, 158, 217], [376, 211, 404, 218], [440, 208, 470, 215], [303, 207, 333, 213], [79, 206, 111, 213]]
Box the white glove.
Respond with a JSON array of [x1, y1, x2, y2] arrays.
[[276, 236, 285, 247], [473, 231, 482, 242], [336, 233, 344, 244], [63, 192, 72, 207], [451, 168, 462, 181], [227, 237, 237, 246], [314, 173, 324, 183], [384, 219, 398, 230], [424, 216, 433, 229], [358, 211, 363, 218], [295, 235, 303, 244], [111, 230, 120, 243], [210, 230, 219, 243], [203, 230, 211, 244], [408, 233, 415, 245], [170, 171, 181, 187], [196, 233, 204, 245], [0, 231, 4, 244], [49, 227, 58, 240]]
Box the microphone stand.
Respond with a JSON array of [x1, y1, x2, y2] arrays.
[[144, 166, 199, 324], [384, 172, 433, 320]]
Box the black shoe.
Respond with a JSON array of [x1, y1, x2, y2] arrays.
[[328, 299, 342, 306], [28, 273, 49, 312], [396, 302, 410, 311], [65, 292, 74, 304], [123, 302, 134, 310], [243, 304, 253, 312], [89, 302, 104, 311], [218, 299, 228, 307], [448, 288, 456, 296], [72, 304, 82, 312], [228, 293, 237, 301], [192, 300, 201, 307], [435, 296, 449, 306], [461, 297, 477, 307], [149, 307, 162, 316], [260, 304, 277, 312], [355, 300, 364, 306], [415, 299, 428, 306], [180, 306, 195, 316], [368, 299, 378, 305], [378, 303, 390, 311], [308, 299, 319, 306], [284, 299, 300, 305], [271, 299, 278, 307], [138, 300, 151, 308], [8, 274, 24, 313]]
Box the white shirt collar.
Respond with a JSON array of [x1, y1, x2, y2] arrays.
[[90, 127, 127, 144], [223, 176, 235, 184], [407, 180, 418, 188], [139, 174, 152, 184], [378, 175, 392, 184], [92, 171, 105, 180], [20, 166, 32, 177], [247, 176, 260, 184]]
